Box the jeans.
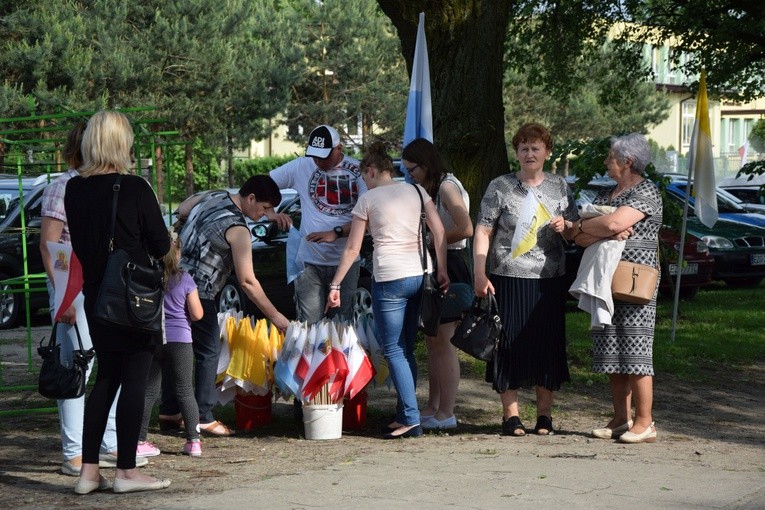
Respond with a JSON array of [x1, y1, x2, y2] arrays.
[[47, 280, 117, 460], [371, 275, 423, 426], [173, 298, 220, 424], [294, 261, 360, 324]]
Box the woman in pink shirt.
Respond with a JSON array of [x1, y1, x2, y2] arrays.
[[326, 142, 448, 439]]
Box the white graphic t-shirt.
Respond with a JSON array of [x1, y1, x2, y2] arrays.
[[270, 155, 367, 266]]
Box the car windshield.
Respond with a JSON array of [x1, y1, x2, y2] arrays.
[[0, 185, 26, 223], [670, 183, 746, 213]]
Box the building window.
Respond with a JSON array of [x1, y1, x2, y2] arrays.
[[728, 119, 738, 154], [745, 119, 754, 141], [651, 46, 660, 76], [666, 48, 677, 84], [682, 101, 696, 148]]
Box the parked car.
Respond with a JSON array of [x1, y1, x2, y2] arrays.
[[0, 175, 46, 223], [662, 174, 765, 219], [652, 177, 765, 287], [678, 211, 765, 288], [0, 178, 51, 329], [566, 179, 715, 299], [213, 189, 375, 321], [718, 174, 765, 208]]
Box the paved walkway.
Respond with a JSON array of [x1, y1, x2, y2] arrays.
[[156, 438, 765, 510]]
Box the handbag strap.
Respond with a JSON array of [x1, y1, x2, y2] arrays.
[[107, 174, 124, 253], [410, 183, 428, 273], [41, 322, 87, 352], [473, 293, 499, 316]]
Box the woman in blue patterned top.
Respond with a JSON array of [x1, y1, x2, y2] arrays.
[[573, 133, 662, 444], [473, 123, 578, 437]]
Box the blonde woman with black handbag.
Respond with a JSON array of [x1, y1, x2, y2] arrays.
[[65, 111, 171, 494]]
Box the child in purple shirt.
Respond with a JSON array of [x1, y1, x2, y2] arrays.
[[138, 232, 204, 457]]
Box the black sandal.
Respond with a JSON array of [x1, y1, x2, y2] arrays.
[[502, 416, 526, 436], [534, 415, 554, 435]]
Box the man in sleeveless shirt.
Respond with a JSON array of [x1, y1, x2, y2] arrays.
[[166, 175, 289, 436]]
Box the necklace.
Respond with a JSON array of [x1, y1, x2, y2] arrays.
[[610, 178, 643, 202]]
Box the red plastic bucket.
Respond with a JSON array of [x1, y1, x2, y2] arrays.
[[342, 389, 368, 430], [234, 391, 272, 430]]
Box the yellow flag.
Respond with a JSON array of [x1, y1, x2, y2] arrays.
[[511, 191, 552, 259], [689, 69, 718, 228]]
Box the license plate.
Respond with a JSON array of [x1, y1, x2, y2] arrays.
[[668, 263, 698, 275], [752, 254, 765, 266]]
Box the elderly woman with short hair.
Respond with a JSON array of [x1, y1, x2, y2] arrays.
[[474, 123, 577, 437], [572, 133, 663, 443]]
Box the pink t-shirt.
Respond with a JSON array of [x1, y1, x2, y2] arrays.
[[352, 182, 433, 282]]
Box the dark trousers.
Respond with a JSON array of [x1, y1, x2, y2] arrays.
[[82, 349, 153, 469], [161, 299, 220, 424]]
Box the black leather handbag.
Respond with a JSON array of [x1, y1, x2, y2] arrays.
[[450, 294, 503, 362], [38, 322, 94, 399], [412, 184, 442, 337], [92, 176, 164, 334]]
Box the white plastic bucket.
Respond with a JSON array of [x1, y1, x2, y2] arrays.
[[302, 403, 344, 440]]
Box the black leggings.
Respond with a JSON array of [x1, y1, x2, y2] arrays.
[[140, 343, 200, 441], [82, 348, 153, 469]]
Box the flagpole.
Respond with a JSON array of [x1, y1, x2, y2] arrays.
[[670, 178, 693, 343], [670, 117, 697, 342], [672, 69, 718, 342]]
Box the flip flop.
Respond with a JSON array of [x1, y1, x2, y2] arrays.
[[199, 420, 235, 437]]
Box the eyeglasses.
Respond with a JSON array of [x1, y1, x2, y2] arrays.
[[405, 164, 420, 173]]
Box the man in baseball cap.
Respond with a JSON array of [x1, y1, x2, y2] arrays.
[[267, 125, 367, 325], [305, 125, 341, 160]]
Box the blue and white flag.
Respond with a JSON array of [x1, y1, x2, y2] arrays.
[[402, 11, 433, 182]]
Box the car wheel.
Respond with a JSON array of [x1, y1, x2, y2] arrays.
[[0, 272, 20, 330], [353, 283, 373, 322], [217, 281, 244, 314], [723, 278, 763, 289]]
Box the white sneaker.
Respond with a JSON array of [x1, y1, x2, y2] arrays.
[[421, 415, 458, 430]]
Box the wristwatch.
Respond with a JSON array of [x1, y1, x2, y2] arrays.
[[333, 226, 343, 238]]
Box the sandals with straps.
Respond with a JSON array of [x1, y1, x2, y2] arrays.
[[502, 416, 526, 437], [534, 415, 554, 435], [199, 420, 235, 437]]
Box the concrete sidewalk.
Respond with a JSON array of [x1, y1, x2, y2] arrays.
[[157, 438, 765, 510]]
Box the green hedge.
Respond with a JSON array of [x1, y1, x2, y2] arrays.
[[233, 156, 293, 182]]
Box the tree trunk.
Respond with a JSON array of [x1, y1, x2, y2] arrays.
[[184, 142, 194, 197], [154, 144, 165, 203], [377, 1, 512, 216], [227, 132, 235, 188]]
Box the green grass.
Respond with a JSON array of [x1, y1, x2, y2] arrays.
[[567, 280, 765, 381], [436, 280, 764, 383]]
